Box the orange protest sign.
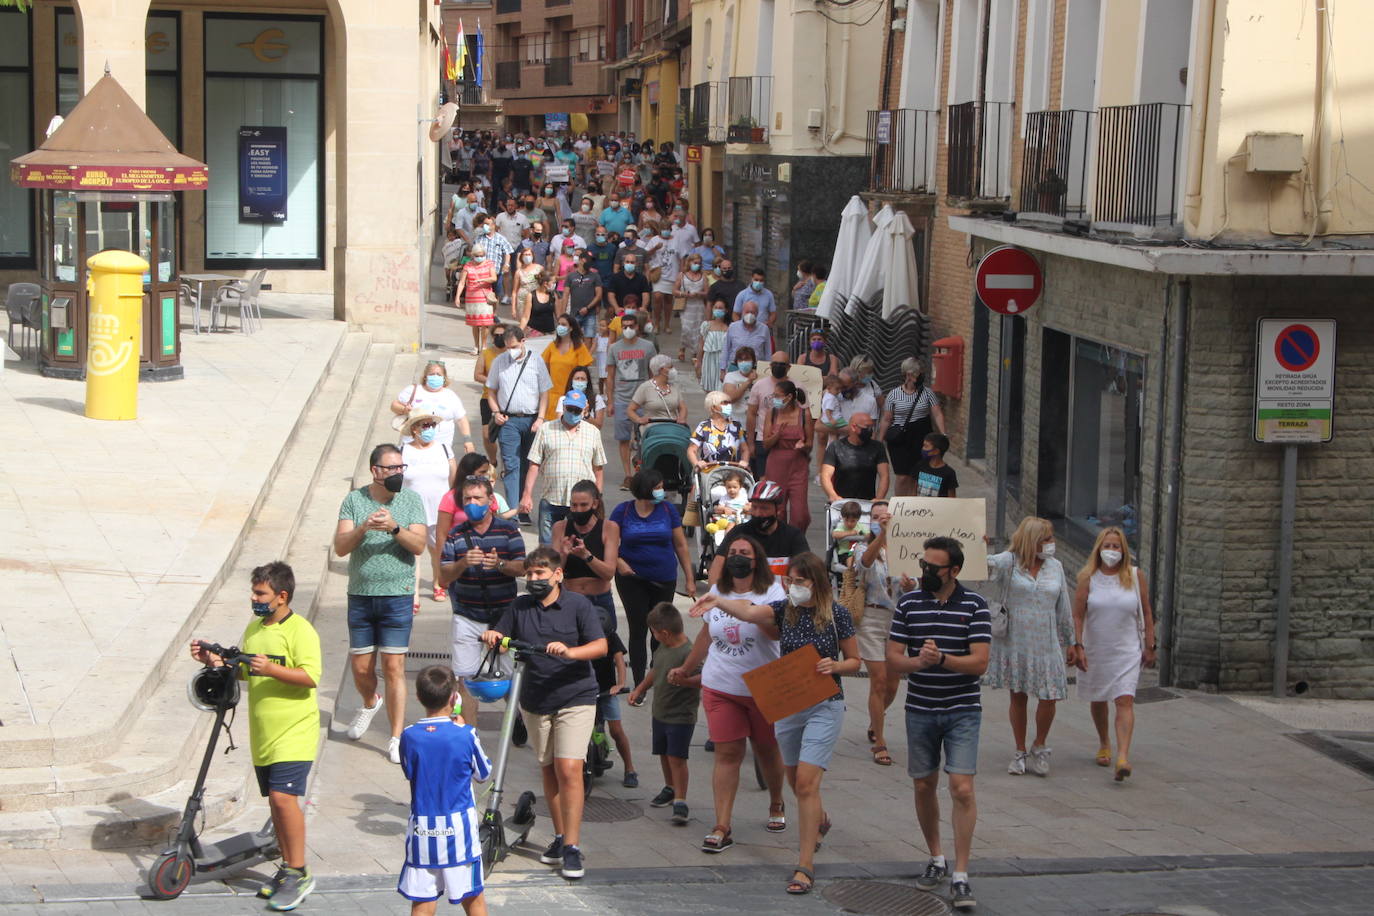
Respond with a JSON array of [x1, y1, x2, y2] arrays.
[[741, 644, 839, 723]]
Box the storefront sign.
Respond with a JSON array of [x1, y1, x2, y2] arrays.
[[10, 162, 208, 191], [685, 145, 702, 163], [238, 126, 288, 222], [1254, 318, 1336, 443], [883, 497, 988, 581]]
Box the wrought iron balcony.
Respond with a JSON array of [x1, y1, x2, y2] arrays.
[[455, 83, 485, 105], [865, 109, 938, 194], [727, 76, 772, 144], [946, 100, 1014, 201], [1019, 109, 1093, 218], [1095, 102, 1189, 226], [494, 60, 520, 90], [684, 81, 727, 144], [545, 56, 572, 87]]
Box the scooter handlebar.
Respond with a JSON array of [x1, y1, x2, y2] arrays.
[[499, 637, 548, 654], [194, 641, 252, 667]]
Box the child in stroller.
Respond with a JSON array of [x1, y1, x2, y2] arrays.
[[704, 469, 750, 544]]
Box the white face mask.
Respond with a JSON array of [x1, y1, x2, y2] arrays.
[[1099, 549, 1123, 568], [787, 583, 813, 606], [1038, 543, 1056, 559], [743, 313, 757, 325]]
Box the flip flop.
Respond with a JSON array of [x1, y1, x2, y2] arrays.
[[766, 802, 786, 833], [786, 866, 814, 895], [872, 745, 893, 766], [1095, 747, 1112, 767]]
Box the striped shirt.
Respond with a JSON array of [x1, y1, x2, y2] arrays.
[[884, 385, 939, 428], [399, 717, 492, 868], [442, 517, 525, 623], [890, 583, 992, 713]]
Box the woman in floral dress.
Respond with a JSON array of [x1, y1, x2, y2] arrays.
[[983, 516, 1076, 778], [455, 243, 497, 354], [696, 303, 729, 392]]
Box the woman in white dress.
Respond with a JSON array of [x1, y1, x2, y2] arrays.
[[983, 516, 1076, 777], [400, 409, 458, 607], [1071, 526, 1156, 781], [852, 500, 900, 766]]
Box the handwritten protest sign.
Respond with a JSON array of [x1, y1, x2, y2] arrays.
[[597, 160, 615, 177], [789, 364, 824, 419], [741, 645, 839, 723], [883, 497, 988, 581]]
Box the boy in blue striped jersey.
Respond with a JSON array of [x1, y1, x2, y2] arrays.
[[396, 666, 492, 915], [886, 536, 991, 913]]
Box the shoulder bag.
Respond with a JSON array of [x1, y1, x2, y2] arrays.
[[390, 376, 422, 432], [488, 352, 531, 440], [988, 561, 1012, 639], [838, 554, 866, 626]]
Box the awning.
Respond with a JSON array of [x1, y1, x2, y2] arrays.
[[10, 71, 208, 192]]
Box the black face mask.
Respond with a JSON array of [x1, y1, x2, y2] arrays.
[[857, 426, 874, 443], [724, 555, 754, 580], [492, 333, 506, 348], [920, 569, 944, 594], [755, 514, 779, 533], [770, 363, 788, 380], [569, 508, 595, 526], [527, 579, 554, 600], [383, 473, 404, 493], [719, 269, 734, 280]]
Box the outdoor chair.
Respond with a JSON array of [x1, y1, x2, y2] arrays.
[[4, 282, 43, 363], [209, 269, 266, 333]]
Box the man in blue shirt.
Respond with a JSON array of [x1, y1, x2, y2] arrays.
[[586, 228, 618, 284], [886, 536, 991, 913], [598, 193, 633, 236], [732, 268, 779, 328]]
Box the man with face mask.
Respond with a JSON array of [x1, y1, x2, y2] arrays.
[[744, 349, 790, 480], [483, 547, 607, 880], [605, 312, 658, 484], [708, 479, 810, 586], [599, 192, 633, 236], [495, 197, 531, 248], [836, 368, 880, 427], [439, 476, 527, 729], [520, 390, 607, 546], [722, 302, 774, 398], [732, 268, 778, 328], [333, 444, 429, 763], [820, 412, 890, 502], [487, 326, 553, 522], [886, 537, 991, 913]]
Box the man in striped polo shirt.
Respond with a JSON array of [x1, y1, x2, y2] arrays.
[[886, 536, 991, 913]]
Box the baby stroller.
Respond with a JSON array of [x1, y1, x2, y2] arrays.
[[824, 498, 873, 593], [633, 420, 693, 512], [693, 463, 755, 580]]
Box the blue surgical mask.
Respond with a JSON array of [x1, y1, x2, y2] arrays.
[[720, 403, 733, 418], [251, 600, 273, 618], [651, 488, 666, 503], [771, 397, 784, 409], [713, 308, 726, 319], [418, 427, 437, 443], [869, 520, 883, 536], [563, 409, 583, 426], [624, 264, 636, 274], [556, 324, 570, 337], [425, 374, 445, 389], [751, 280, 764, 292], [737, 360, 754, 373], [572, 379, 588, 391], [465, 501, 489, 521]]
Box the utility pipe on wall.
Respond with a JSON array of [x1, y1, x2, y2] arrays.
[[827, 17, 854, 145], [1156, 277, 1190, 687], [1182, 0, 1219, 232], [1303, 0, 1329, 244]]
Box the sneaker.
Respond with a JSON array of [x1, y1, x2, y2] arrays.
[[266, 866, 314, 912], [950, 879, 976, 911], [915, 859, 948, 890], [649, 785, 675, 807], [256, 865, 288, 899], [518, 512, 533, 526], [388, 736, 401, 764], [1007, 751, 1028, 775], [1028, 745, 1052, 777], [561, 844, 586, 879], [539, 835, 564, 865], [345, 695, 383, 740], [512, 713, 528, 748], [622, 771, 639, 789], [671, 800, 689, 825]]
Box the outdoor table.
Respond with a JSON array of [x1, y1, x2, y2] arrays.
[[180, 273, 237, 334]]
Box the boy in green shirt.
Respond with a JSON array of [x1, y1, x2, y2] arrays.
[[627, 602, 700, 826], [190, 561, 322, 912]]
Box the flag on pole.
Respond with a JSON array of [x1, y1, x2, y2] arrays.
[[454, 19, 468, 80], [442, 32, 458, 82], [475, 20, 485, 88]]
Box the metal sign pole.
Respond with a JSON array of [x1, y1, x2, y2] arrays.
[[1271, 443, 1298, 697], [994, 312, 1013, 546]]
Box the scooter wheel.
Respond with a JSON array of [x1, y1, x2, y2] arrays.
[[512, 790, 536, 826], [146, 851, 193, 899]]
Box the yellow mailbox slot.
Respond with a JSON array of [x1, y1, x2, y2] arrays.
[[85, 250, 149, 420]]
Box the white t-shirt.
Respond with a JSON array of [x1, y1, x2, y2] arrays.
[[555, 391, 607, 419], [396, 385, 467, 446], [701, 581, 786, 696]]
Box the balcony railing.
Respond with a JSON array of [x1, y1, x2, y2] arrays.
[[455, 83, 485, 105], [1019, 109, 1093, 218], [546, 0, 571, 6], [495, 0, 520, 12], [494, 60, 520, 90], [544, 56, 572, 87], [727, 76, 772, 144], [946, 100, 1014, 201], [865, 109, 938, 194], [684, 81, 727, 144], [1095, 102, 1189, 226]]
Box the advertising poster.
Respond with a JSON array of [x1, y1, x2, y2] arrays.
[[238, 125, 288, 222], [545, 113, 570, 133]]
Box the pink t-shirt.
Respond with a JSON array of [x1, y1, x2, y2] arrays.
[[436, 490, 506, 537]]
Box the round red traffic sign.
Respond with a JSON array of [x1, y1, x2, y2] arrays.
[[1274, 324, 1320, 372], [975, 245, 1043, 315]]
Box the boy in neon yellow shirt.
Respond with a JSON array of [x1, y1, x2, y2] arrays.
[[190, 561, 322, 912]]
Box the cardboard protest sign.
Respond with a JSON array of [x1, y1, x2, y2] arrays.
[[789, 364, 824, 419], [544, 164, 570, 183], [883, 497, 988, 581], [597, 160, 615, 176], [741, 645, 839, 723]]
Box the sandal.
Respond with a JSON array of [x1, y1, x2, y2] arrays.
[[866, 729, 876, 746], [1115, 758, 1132, 782], [432, 586, 448, 601], [766, 802, 786, 833], [816, 814, 832, 851], [701, 826, 734, 853], [785, 866, 815, 895], [872, 745, 893, 766], [1095, 747, 1112, 767]]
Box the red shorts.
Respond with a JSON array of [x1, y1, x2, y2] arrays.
[[702, 686, 777, 746]]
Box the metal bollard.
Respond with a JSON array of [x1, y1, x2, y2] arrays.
[[85, 250, 148, 420]]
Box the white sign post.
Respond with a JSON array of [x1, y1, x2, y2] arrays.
[[884, 497, 988, 582], [1254, 318, 1336, 443]]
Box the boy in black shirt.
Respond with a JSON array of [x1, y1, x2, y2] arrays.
[[590, 625, 639, 788], [914, 433, 959, 498]]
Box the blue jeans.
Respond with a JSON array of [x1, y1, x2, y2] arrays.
[[496, 415, 536, 508], [538, 498, 569, 546], [905, 708, 982, 779]]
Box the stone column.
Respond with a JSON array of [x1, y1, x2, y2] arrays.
[[74, 0, 152, 108]]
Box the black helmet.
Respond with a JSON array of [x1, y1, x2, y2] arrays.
[[188, 665, 241, 711]]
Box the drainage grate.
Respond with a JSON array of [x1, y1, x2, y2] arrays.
[[536, 796, 642, 823], [1287, 731, 1374, 780], [1134, 686, 1179, 704], [821, 880, 951, 916], [405, 651, 452, 671]]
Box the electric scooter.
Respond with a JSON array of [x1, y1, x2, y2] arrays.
[[475, 638, 543, 876], [145, 642, 282, 900]]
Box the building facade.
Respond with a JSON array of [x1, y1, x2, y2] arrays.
[[491, 0, 618, 134], [442, 0, 503, 130], [2, 0, 444, 344], [868, 0, 1374, 694]]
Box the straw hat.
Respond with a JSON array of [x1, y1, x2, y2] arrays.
[[399, 407, 442, 436]]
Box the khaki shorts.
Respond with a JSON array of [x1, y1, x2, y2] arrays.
[[856, 604, 895, 662], [524, 704, 596, 766]]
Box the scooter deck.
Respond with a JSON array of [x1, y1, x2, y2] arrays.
[[195, 829, 280, 875]]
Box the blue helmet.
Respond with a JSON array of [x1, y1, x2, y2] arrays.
[[465, 678, 511, 702]]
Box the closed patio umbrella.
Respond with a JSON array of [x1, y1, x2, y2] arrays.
[[815, 195, 873, 319], [880, 209, 920, 319], [844, 204, 894, 315]]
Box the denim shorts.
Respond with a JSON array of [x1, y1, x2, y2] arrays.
[[774, 697, 845, 770], [347, 594, 415, 655], [905, 708, 982, 779], [597, 692, 622, 722]]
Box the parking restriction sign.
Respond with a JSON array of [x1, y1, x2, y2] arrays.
[[1254, 318, 1336, 443]]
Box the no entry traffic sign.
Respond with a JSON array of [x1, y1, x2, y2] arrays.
[[1254, 318, 1336, 443], [975, 245, 1043, 315]]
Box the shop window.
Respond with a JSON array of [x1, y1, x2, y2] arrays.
[[1036, 328, 1144, 549], [203, 15, 323, 268], [0, 11, 33, 265]]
